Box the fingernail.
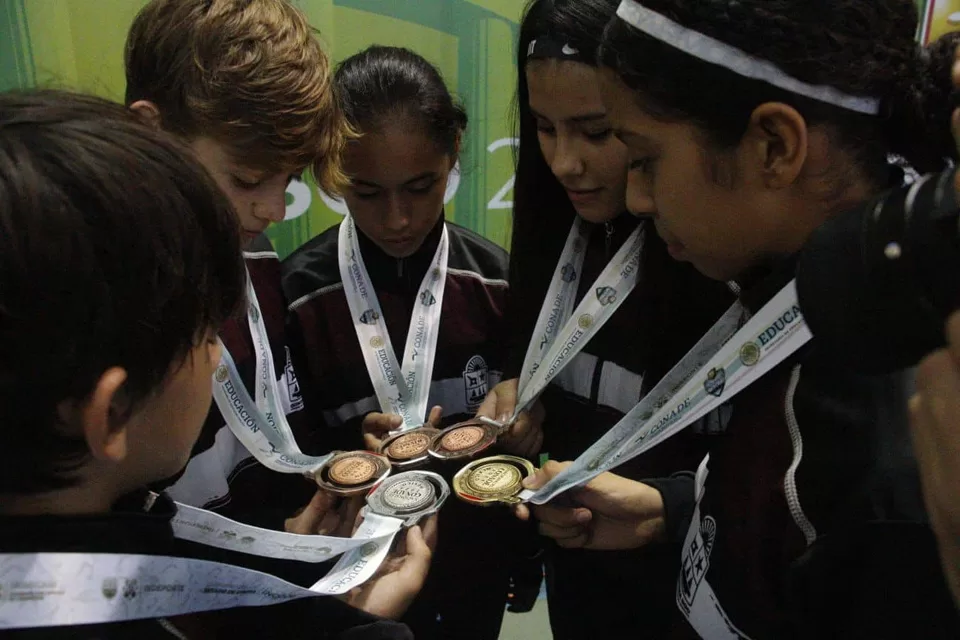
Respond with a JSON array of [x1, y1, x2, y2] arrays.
[[576, 509, 592, 524]]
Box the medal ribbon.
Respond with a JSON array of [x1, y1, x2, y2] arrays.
[[513, 219, 645, 420], [339, 217, 449, 430], [524, 280, 811, 504]]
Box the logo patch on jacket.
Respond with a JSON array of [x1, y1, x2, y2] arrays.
[[679, 516, 716, 612], [463, 355, 489, 410]]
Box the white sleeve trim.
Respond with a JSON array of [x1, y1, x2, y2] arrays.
[[783, 363, 818, 546]]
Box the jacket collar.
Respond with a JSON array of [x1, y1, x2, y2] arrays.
[[355, 214, 446, 294]]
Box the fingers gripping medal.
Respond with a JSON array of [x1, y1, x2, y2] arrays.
[[453, 455, 536, 506], [378, 426, 441, 469], [313, 451, 392, 496], [364, 470, 449, 526], [428, 418, 504, 461]]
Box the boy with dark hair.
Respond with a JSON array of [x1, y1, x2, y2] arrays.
[[0, 89, 421, 639]]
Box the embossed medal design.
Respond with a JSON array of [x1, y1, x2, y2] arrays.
[[378, 426, 441, 468], [313, 450, 391, 496], [365, 470, 450, 526], [428, 419, 501, 461], [452, 455, 536, 505]]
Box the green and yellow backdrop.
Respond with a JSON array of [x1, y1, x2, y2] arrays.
[[0, 0, 952, 257]]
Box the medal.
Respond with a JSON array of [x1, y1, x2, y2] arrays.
[[427, 419, 503, 461], [378, 426, 441, 468], [452, 455, 536, 505], [312, 450, 392, 496], [364, 470, 449, 526]]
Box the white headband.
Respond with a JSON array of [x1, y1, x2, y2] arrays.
[[615, 0, 881, 115]]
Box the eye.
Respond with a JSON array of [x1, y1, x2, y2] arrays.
[[352, 188, 381, 200], [584, 128, 613, 142], [535, 120, 555, 136], [407, 179, 438, 194], [629, 157, 657, 175], [232, 175, 262, 190]]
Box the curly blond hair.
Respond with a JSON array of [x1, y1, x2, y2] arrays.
[[125, 0, 350, 193]]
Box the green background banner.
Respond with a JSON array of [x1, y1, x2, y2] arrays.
[[0, 0, 523, 258], [1, 1, 954, 258]]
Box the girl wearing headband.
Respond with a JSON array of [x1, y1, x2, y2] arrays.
[[476, 1, 733, 637], [522, 1, 960, 637]]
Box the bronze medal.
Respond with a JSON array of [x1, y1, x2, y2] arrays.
[[428, 419, 499, 461], [314, 450, 391, 496], [378, 426, 440, 468]]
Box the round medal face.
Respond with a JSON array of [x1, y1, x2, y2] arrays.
[[452, 455, 536, 505], [386, 431, 434, 460], [465, 462, 522, 494], [329, 455, 378, 486], [428, 420, 498, 461], [365, 470, 451, 525], [440, 425, 485, 451], [314, 451, 392, 496], [381, 476, 437, 513]]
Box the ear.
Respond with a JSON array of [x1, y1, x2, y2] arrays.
[[129, 100, 162, 129], [742, 102, 808, 189], [77, 367, 131, 464], [449, 133, 462, 170]]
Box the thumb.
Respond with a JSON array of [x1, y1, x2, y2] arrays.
[[399, 525, 433, 584], [285, 490, 336, 535], [426, 405, 443, 429], [475, 387, 500, 420]]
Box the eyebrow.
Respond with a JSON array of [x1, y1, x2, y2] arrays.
[[530, 108, 609, 124], [352, 171, 439, 188], [614, 129, 661, 150]]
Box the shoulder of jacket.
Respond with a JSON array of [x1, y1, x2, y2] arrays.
[[281, 224, 343, 308], [445, 222, 509, 283]]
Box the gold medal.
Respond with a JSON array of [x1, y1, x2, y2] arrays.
[[313, 450, 391, 496], [452, 455, 536, 505], [378, 426, 440, 468]]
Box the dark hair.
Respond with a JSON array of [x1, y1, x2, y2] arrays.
[[507, 0, 734, 382], [334, 46, 467, 155], [0, 90, 245, 494], [599, 0, 960, 183], [512, 0, 619, 264]]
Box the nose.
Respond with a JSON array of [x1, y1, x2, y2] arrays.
[[383, 193, 410, 232], [550, 133, 585, 181], [625, 170, 655, 217], [257, 184, 287, 223]]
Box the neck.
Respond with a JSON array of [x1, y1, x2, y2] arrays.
[[0, 476, 125, 517]]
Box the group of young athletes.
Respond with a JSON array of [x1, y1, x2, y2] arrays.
[[3, 0, 960, 638]]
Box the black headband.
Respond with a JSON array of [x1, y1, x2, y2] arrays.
[[526, 35, 590, 64]]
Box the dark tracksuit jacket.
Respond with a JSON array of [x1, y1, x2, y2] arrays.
[[282, 216, 533, 640], [159, 235, 316, 530], [649, 261, 960, 639], [504, 212, 736, 639]]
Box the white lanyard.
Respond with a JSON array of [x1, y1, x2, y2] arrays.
[[524, 280, 811, 504], [0, 502, 407, 629], [514, 218, 645, 419], [338, 216, 449, 430], [213, 273, 331, 474]]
